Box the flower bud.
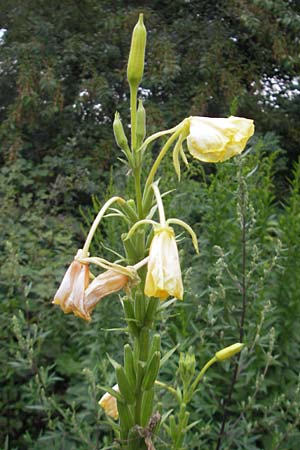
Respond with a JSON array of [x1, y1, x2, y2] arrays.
[[127, 13, 147, 89], [116, 364, 135, 404], [113, 111, 128, 150], [136, 99, 146, 146], [215, 343, 244, 361], [141, 388, 154, 426], [178, 351, 196, 384], [142, 351, 160, 390], [124, 344, 136, 386]]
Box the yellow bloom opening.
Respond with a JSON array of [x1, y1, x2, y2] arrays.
[[145, 226, 183, 300], [187, 116, 254, 163]]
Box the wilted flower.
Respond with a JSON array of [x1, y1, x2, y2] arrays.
[[84, 269, 129, 318], [99, 384, 119, 419], [145, 226, 183, 300], [53, 250, 142, 321], [187, 116, 254, 162], [52, 250, 90, 320]]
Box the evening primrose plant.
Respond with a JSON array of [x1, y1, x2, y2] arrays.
[[53, 14, 254, 450]]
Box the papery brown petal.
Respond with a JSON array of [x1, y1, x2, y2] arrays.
[[85, 269, 129, 313]]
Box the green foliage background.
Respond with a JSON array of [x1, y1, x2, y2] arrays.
[[1, 1, 300, 449]]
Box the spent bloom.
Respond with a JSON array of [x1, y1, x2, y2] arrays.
[[186, 116, 254, 163], [52, 249, 90, 320], [84, 269, 130, 318], [99, 384, 119, 419], [53, 251, 140, 321]]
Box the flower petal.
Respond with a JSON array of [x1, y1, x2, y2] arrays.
[[187, 116, 254, 162], [145, 227, 183, 300]]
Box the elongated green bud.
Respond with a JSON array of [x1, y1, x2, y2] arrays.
[[116, 365, 135, 404], [135, 229, 145, 262], [122, 297, 139, 336], [170, 414, 177, 438], [113, 112, 128, 150], [117, 400, 135, 431], [149, 334, 161, 358], [122, 234, 139, 266], [124, 344, 136, 387], [120, 200, 138, 222], [134, 291, 146, 326], [127, 199, 136, 210], [139, 327, 149, 361], [136, 360, 145, 389], [215, 343, 244, 361], [127, 14, 147, 88], [144, 298, 159, 326], [142, 351, 160, 390], [136, 99, 146, 146], [141, 388, 154, 426]]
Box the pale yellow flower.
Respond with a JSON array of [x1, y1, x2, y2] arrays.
[[187, 116, 254, 162], [84, 269, 129, 317], [99, 384, 119, 419], [145, 226, 183, 300], [52, 252, 90, 320]]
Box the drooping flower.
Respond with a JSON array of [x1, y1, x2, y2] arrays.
[[99, 384, 119, 420], [126, 183, 198, 301], [52, 249, 90, 320], [53, 250, 141, 321], [84, 269, 130, 318], [186, 116, 254, 163], [145, 225, 183, 300]]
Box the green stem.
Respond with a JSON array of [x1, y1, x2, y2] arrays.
[[134, 167, 143, 219], [130, 86, 138, 151], [191, 356, 217, 394], [155, 380, 180, 401]]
